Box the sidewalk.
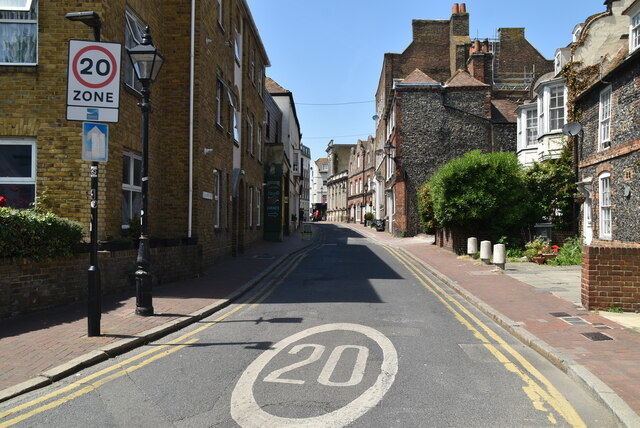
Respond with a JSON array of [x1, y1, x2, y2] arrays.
[[0, 231, 313, 402], [345, 222, 640, 427]]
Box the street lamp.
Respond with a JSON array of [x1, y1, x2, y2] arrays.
[[65, 10, 102, 337], [127, 27, 164, 316], [384, 141, 395, 160]]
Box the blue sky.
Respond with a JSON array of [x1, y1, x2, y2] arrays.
[[247, 0, 605, 162]]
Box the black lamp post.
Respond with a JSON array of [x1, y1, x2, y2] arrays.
[[65, 10, 102, 337], [126, 27, 164, 316]]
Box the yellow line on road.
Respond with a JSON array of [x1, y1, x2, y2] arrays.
[[384, 246, 586, 428], [0, 243, 316, 426]]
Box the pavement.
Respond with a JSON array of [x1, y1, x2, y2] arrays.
[[1, 222, 640, 426]]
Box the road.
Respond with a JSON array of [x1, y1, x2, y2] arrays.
[[0, 224, 619, 427]]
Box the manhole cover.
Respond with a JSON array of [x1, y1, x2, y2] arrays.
[[550, 312, 571, 317], [582, 332, 613, 341]]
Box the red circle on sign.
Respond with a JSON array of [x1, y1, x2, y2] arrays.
[[72, 45, 118, 89]]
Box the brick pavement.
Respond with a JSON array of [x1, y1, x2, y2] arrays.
[[345, 222, 640, 426], [0, 231, 313, 399]]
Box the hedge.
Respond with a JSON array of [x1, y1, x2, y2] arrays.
[[0, 207, 84, 260]]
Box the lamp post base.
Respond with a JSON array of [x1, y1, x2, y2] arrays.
[[135, 236, 154, 316]]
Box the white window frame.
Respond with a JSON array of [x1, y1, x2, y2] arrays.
[[216, 79, 223, 127], [247, 114, 254, 155], [599, 172, 611, 240], [122, 151, 142, 228], [598, 86, 612, 151], [257, 124, 262, 161], [217, 0, 223, 28], [631, 10, 640, 53], [548, 84, 565, 132], [228, 91, 239, 142], [525, 108, 538, 146], [214, 169, 221, 228], [256, 189, 261, 227], [124, 10, 146, 92], [0, 138, 36, 208], [234, 27, 241, 65], [0, 0, 38, 66], [554, 51, 562, 76]]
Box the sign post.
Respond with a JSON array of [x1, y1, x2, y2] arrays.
[[66, 36, 119, 337]]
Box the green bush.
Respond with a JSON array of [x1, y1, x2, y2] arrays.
[[0, 207, 84, 260], [364, 212, 374, 221], [548, 236, 583, 266], [428, 150, 530, 238], [417, 182, 437, 234]]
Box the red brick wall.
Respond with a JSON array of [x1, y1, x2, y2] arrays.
[[0, 245, 200, 318], [581, 244, 640, 311], [435, 228, 492, 254]]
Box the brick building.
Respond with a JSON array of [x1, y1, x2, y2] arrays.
[[347, 136, 374, 223], [567, 0, 640, 311], [374, 3, 552, 236], [0, 0, 269, 269]]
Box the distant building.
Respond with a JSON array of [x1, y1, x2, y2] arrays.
[[325, 140, 354, 222]]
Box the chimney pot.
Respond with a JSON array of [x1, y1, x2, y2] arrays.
[[482, 39, 490, 52], [452, 3, 460, 14], [460, 3, 467, 13]]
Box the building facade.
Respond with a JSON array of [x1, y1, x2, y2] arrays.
[[0, 0, 269, 267], [347, 137, 374, 223], [325, 140, 353, 222]]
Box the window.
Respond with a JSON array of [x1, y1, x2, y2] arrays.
[[0, 138, 36, 208], [554, 51, 562, 76], [122, 151, 142, 228], [234, 27, 241, 64], [216, 79, 223, 127], [258, 65, 264, 96], [228, 91, 239, 142], [124, 11, 146, 92], [631, 10, 640, 52], [248, 114, 254, 155], [526, 109, 537, 146], [256, 189, 261, 227], [599, 86, 612, 151], [549, 85, 565, 132], [214, 169, 221, 228], [250, 48, 255, 83], [257, 125, 262, 161], [217, 0, 223, 28], [266, 111, 271, 139], [248, 186, 253, 227], [599, 172, 611, 240], [0, 0, 37, 65]]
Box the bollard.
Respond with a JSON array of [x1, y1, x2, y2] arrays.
[[493, 243, 506, 270], [480, 240, 492, 265], [467, 237, 478, 258]]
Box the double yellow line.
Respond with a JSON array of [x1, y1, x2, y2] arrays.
[[0, 242, 316, 427], [383, 245, 586, 428]]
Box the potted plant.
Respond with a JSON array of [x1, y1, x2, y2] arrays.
[[524, 236, 550, 264], [540, 244, 560, 262], [364, 212, 374, 226]]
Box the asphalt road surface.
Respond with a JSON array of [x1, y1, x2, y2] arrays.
[[0, 224, 619, 427]]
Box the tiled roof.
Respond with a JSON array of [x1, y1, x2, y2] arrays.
[[445, 70, 489, 87], [265, 77, 289, 93], [403, 68, 439, 84], [491, 99, 518, 122]]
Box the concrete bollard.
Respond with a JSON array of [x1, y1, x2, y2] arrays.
[[467, 237, 478, 258], [480, 240, 492, 265], [493, 243, 506, 270]]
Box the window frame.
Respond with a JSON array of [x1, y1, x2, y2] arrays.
[[0, 0, 38, 66], [214, 169, 221, 228], [248, 186, 253, 227], [257, 124, 262, 161], [217, 0, 223, 29], [121, 151, 142, 229], [0, 138, 36, 208], [547, 84, 565, 132], [598, 86, 612, 151], [124, 10, 146, 93], [631, 9, 640, 53], [598, 172, 612, 240], [525, 108, 538, 147], [216, 79, 223, 128], [247, 114, 254, 155], [256, 188, 261, 227]]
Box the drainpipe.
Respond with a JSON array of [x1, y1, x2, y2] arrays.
[[188, 0, 195, 237]]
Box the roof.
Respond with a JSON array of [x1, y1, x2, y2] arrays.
[[265, 77, 290, 94], [445, 70, 489, 87], [491, 99, 518, 122], [403, 68, 439, 84]]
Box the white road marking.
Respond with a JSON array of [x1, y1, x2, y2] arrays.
[[230, 323, 398, 427], [317, 345, 369, 387]]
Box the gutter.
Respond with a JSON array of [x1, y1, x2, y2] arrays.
[[188, 0, 195, 237]]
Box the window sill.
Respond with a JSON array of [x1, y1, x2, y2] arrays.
[[0, 64, 37, 73]]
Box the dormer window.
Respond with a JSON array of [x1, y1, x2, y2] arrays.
[[631, 10, 640, 52], [572, 23, 584, 43], [554, 51, 562, 75]]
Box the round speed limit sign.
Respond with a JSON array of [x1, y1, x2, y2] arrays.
[[67, 40, 121, 109]]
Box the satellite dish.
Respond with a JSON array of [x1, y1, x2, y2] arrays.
[[562, 122, 582, 136]]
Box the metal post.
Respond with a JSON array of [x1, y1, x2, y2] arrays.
[[87, 163, 101, 336], [135, 82, 154, 316]]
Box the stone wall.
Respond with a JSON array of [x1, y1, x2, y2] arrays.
[[581, 244, 640, 312], [0, 244, 200, 318]]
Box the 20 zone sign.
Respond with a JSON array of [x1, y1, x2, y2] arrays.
[[67, 40, 121, 110]]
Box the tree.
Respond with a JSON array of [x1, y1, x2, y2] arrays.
[[427, 150, 530, 237]]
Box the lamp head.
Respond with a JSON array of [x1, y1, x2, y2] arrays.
[[126, 26, 164, 83]]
